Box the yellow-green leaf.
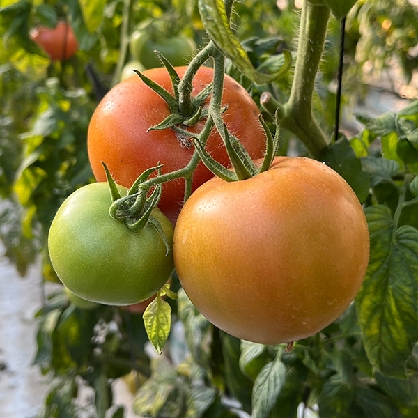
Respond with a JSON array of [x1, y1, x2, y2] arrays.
[[143, 297, 172, 354], [198, 0, 291, 85]]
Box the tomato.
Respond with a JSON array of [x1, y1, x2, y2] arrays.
[[120, 60, 145, 82], [130, 31, 196, 69], [64, 286, 99, 310], [48, 182, 174, 305], [87, 66, 266, 222], [173, 157, 370, 345], [30, 21, 78, 61]]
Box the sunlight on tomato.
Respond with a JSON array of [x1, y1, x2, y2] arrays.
[[173, 157, 370, 345]]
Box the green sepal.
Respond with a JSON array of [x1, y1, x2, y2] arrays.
[[199, 0, 292, 85], [257, 114, 279, 174], [221, 124, 256, 180], [134, 70, 178, 112], [148, 214, 172, 256], [154, 51, 181, 103], [128, 164, 164, 195], [143, 294, 172, 355], [192, 135, 238, 182], [102, 162, 122, 202], [148, 113, 185, 131], [183, 106, 203, 126], [126, 185, 162, 231], [192, 82, 213, 108]]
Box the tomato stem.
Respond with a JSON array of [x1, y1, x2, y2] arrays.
[[276, 0, 330, 158]]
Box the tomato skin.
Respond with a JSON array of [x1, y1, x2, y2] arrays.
[[48, 183, 174, 305], [130, 31, 195, 69], [30, 21, 78, 61], [173, 157, 370, 345], [87, 66, 266, 222]]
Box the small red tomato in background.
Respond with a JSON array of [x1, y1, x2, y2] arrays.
[[30, 21, 78, 61]]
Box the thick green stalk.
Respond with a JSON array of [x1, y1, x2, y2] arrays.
[[281, 0, 330, 158]]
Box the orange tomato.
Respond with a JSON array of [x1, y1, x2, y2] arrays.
[[173, 157, 370, 345]]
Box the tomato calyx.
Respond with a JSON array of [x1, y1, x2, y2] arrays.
[[103, 163, 171, 254], [193, 112, 280, 182], [132, 55, 213, 145]]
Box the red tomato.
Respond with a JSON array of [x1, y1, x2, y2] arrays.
[[173, 157, 370, 345], [30, 21, 78, 61], [87, 66, 266, 222]]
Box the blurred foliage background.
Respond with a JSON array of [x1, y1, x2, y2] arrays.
[[1, 1, 418, 417]]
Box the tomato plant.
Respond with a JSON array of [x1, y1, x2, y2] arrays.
[[87, 65, 266, 222], [30, 21, 78, 61], [130, 30, 196, 69], [48, 182, 174, 305], [174, 157, 370, 344]]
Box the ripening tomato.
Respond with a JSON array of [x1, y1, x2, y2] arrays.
[[30, 21, 78, 61], [173, 157, 370, 345], [87, 66, 266, 222], [48, 183, 174, 305]]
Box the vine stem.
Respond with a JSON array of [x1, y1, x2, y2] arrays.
[[111, 0, 134, 87], [280, 0, 330, 158]]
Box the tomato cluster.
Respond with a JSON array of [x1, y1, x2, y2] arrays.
[[48, 65, 369, 346]]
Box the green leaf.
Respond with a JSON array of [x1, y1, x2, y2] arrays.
[[355, 112, 397, 137], [251, 353, 287, 418], [356, 205, 418, 377], [239, 341, 268, 380], [353, 385, 401, 418], [177, 289, 213, 367], [143, 297, 172, 354], [320, 136, 370, 203], [133, 357, 186, 417], [361, 157, 400, 187], [398, 100, 418, 117], [78, 0, 107, 33], [410, 176, 418, 197], [375, 371, 418, 408], [221, 333, 253, 413], [318, 374, 355, 416], [198, 0, 291, 85], [185, 385, 216, 418]]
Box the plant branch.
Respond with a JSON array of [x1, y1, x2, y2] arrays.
[[280, 0, 330, 158]]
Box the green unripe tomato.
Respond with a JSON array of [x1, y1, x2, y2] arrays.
[[130, 30, 196, 69], [48, 183, 174, 305]]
